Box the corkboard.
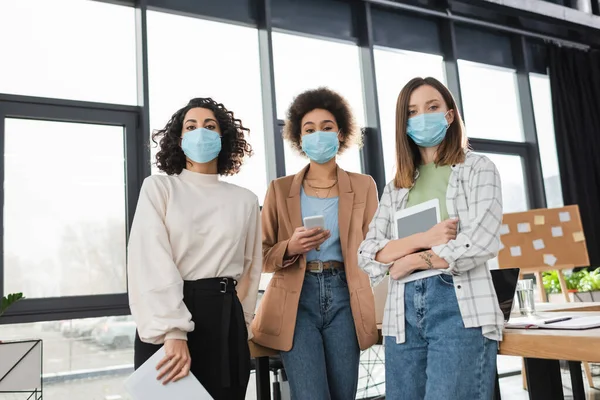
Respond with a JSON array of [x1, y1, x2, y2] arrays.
[[498, 205, 589, 270]]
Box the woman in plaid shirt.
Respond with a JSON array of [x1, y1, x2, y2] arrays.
[[358, 77, 504, 400]]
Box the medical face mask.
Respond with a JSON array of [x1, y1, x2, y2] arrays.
[[406, 112, 450, 148], [301, 131, 340, 164], [181, 127, 222, 163]]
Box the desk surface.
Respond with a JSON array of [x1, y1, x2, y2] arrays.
[[532, 301, 600, 313], [249, 309, 600, 362], [500, 312, 600, 362]]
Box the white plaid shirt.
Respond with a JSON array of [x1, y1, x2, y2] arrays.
[[358, 152, 505, 344]]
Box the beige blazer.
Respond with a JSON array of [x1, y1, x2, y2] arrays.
[[251, 165, 379, 351]]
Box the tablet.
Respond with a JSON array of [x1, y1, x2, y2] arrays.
[[393, 198, 441, 240]]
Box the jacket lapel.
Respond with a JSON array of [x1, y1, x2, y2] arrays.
[[286, 165, 308, 231], [337, 167, 354, 262]]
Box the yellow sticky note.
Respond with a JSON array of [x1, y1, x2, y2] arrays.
[[534, 215, 545, 225], [573, 231, 585, 242]]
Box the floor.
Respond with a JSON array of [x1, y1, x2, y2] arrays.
[[1, 361, 598, 400]]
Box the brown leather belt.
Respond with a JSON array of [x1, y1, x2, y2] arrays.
[[306, 260, 344, 273]]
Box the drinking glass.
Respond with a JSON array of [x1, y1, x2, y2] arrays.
[[516, 279, 536, 316]]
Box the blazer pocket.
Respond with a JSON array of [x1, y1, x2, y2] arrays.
[[256, 285, 287, 336]]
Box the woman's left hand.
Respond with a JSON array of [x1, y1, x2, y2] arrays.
[[389, 257, 414, 280]]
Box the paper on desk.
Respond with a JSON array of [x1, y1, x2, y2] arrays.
[[124, 346, 213, 400]]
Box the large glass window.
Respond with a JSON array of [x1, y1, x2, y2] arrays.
[[4, 119, 127, 298], [479, 152, 529, 214], [272, 32, 365, 175], [530, 73, 564, 208], [147, 11, 268, 202], [458, 61, 524, 142], [373, 47, 446, 182], [0, 0, 137, 105]]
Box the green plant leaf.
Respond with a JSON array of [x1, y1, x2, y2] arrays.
[[0, 292, 24, 317]]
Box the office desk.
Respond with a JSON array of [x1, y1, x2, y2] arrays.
[[499, 312, 600, 400], [250, 312, 600, 400], [532, 301, 600, 313]]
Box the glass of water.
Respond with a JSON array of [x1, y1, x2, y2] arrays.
[[516, 279, 536, 316]]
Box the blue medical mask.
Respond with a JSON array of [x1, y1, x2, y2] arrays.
[[181, 127, 222, 163], [406, 112, 450, 148], [301, 131, 340, 164]]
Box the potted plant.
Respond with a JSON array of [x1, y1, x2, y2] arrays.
[[543, 268, 600, 303], [0, 292, 24, 318]]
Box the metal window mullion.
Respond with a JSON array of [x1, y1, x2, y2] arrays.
[[355, 1, 386, 195], [512, 35, 546, 210], [439, 20, 464, 119]]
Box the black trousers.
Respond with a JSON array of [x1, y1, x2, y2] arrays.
[[134, 277, 251, 400]]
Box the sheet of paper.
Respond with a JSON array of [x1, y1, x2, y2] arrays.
[[534, 215, 545, 225], [573, 231, 585, 243], [510, 246, 522, 257], [543, 254, 557, 267], [559, 211, 571, 222], [499, 224, 510, 235], [517, 222, 531, 233], [551, 226, 563, 237], [532, 239, 545, 250], [124, 346, 213, 400]]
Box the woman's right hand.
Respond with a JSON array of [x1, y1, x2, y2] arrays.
[[156, 339, 191, 385], [421, 219, 458, 248], [286, 227, 330, 256]]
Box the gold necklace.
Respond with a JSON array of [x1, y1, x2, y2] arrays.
[[305, 180, 338, 199]]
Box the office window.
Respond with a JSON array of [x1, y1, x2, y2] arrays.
[[272, 32, 364, 175], [0, 317, 134, 397], [373, 47, 446, 182], [0, 0, 137, 105], [458, 61, 524, 142], [530, 73, 564, 208], [147, 12, 267, 202], [479, 152, 529, 213], [3, 119, 127, 298]]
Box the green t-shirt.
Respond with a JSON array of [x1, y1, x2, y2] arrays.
[[405, 162, 452, 220]]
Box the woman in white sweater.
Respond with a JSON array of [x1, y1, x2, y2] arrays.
[[127, 98, 262, 399]]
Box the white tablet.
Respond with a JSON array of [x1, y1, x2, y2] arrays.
[[393, 198, 441, 240]]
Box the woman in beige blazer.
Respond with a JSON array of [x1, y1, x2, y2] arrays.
[[251, 88, 378, 399]]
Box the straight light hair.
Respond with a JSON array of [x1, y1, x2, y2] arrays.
[[394, 77, 468, 189]]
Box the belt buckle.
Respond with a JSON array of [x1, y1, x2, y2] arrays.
[[309, 260, 324, 273], [220, 278, 228, 293]]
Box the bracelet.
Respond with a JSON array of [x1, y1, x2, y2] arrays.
[[419, 251, 434, 270]]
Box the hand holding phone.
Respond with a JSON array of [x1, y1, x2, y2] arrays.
[[286, 216, 330, 256]]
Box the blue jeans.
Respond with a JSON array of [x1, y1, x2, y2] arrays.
[[280, 269, 360, 400], [385, 274, 498, 400]]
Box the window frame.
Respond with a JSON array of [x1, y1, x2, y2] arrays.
[[0, 94, 142, 324]]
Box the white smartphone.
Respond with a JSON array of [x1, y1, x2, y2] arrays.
[[303, 215, 325, 230]]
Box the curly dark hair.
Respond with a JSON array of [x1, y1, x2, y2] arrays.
[[283, 87, 361, 156], [152, 98, 253, 176]]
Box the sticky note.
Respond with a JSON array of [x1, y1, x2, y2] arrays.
[[543, 254, 557, 267], [510, 246, 522, 257], [517, 223, 531, 233], [532, 239, 545, 250], [499, 225, 510, 235], [559, 211, 571, 222], [499, 241, 505, 251], [551, 226, 563, 237], [534, 215, 545, 225], [573, 231, 585, 242]]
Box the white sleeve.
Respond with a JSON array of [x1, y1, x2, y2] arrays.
[[235, 198, 262, 340], [127, 177, 194, 344]]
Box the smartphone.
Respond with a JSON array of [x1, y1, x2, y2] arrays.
[[303, 215, 325, 230]]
